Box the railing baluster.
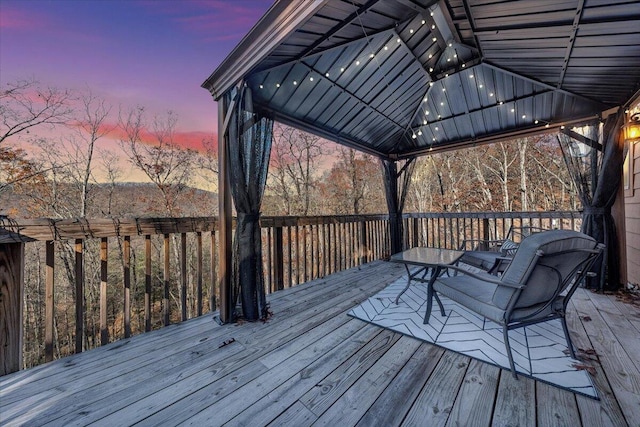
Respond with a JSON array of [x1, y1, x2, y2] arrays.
[[74, 239, 83, 353], [45, 240, 54, 362], [145, 235, 151, 332], [100, 237, 108, 345], [274, 227, 284, 291], [181, 233, 187, 322], [210, 230, 217, 311], [163, 234, 170, 327], [197, 232, 203, 317], [124, 236, 131, 338]]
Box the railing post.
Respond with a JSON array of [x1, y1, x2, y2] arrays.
[[163, 234, 170, 326], [74, 239, 83, 353], [45, 240, 54, 362], [359, 220, 367, 265], [144, 235, 152, 332], [0, 241, 25, 375], [100, 237, 109, 345], [274, 227, 284, 291], [123, 236, 131, 338], [180, 233, 187, 321], [482, 218, 490, 250]]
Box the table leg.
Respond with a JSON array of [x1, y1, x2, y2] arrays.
[[395, 264, 427, 304], [423, 265, 446, 324]]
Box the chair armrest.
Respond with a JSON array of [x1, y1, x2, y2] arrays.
[[439, 264, 525, 289]]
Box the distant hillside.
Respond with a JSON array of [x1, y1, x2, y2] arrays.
[[0, 182, 218, 218]]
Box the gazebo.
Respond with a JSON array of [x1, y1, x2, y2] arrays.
[[201, 0, 640, 323]]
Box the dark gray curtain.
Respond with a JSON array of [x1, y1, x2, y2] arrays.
[[558, 111, 625, 291], [382, 158, 415, 255], [226, 85, 273, 321]]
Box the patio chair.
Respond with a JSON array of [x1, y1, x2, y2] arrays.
[[458, 225, 547, 274], [425, 230, 604, 378]]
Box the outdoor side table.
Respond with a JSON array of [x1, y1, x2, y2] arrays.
[[390, 247, 465, 318]]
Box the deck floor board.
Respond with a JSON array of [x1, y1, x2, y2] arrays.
[[1, 260, 639, 426]]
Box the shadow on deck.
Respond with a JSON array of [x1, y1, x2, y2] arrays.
[[1, 261, 639, 426]]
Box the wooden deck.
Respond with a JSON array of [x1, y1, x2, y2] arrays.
[[1, 260, 639, 426]]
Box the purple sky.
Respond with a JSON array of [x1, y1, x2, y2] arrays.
[[1, 0, 274, 142]]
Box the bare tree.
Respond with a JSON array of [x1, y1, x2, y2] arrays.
[[70, 91, 113, 217], [1, 78, 74, 145], [267, 124, 329, 215], [119, 107, 195, 216], [485, 142, 518, 211], [321, 148, 383, 214]]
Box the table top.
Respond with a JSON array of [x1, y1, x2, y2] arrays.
[[390, 247, 465, 266]]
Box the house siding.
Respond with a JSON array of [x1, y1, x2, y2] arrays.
[[624, 140, 640, 287]]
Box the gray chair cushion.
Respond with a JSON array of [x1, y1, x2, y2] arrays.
[[493, 230, 596, 310], [434, 274, 509, 323]]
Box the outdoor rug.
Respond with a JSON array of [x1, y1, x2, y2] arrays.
[[348, 273, 599, 399]]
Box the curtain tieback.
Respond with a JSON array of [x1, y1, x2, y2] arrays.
[[582, 207, 608, 215], [238, 212, 261, 223]]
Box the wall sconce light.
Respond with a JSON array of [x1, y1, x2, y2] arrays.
[[624, 109, 640, 141]]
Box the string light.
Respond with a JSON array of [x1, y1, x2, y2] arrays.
[[545, 123, 550, 128], [396, 38, 401, 43], [422, 20, 426, 25], [325, 72, 330, 77], [470, 74, 474, 79], [417, 130, 422, 135], [276, 83, 280, 88], [309, 77, 314, 82], [293, 81, 297, 85], [410, 29, 414, 34], [259, 84, 263, 89]]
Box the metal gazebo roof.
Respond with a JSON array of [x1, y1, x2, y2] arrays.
[[202, 0, 640, 160]]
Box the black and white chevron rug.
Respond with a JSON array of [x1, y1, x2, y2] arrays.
[[348, 274, 598, 399]]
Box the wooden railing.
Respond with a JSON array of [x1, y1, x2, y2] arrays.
[[0, 211, 581, 373]]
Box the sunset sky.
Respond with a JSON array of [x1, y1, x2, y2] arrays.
[[1, 0, 274, 149]]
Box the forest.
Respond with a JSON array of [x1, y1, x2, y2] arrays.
[[1, 79, 581, 368]]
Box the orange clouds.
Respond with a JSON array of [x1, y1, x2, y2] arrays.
[[92, 121, 217, 153]]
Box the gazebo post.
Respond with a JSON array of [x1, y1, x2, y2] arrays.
[[382, 158, 416, 255], [217, 96, 233, 323]]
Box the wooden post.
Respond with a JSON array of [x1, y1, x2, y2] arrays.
[[274, 227, 284, 291], [123, 236, 131, 338], [482, 218, 490, 250], [359, 220, 367, 265], [0, 241, 25, 375], [144, 235, 152, 332], [218, 94, 233, 323], [45, 240, 54, 362], [197, 231, 203, 317], [100, 237, 109, 345], [74, 239, 83, 353], [163, 234, 170, 326], [180, 233, 187, 321]]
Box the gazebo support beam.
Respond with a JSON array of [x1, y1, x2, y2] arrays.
[[217, 95, 234, 323]]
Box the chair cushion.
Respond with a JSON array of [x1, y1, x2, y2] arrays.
[[434, 274, 510, 323], [499, 239, 519, 256], [493, 230, 597, 309]]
